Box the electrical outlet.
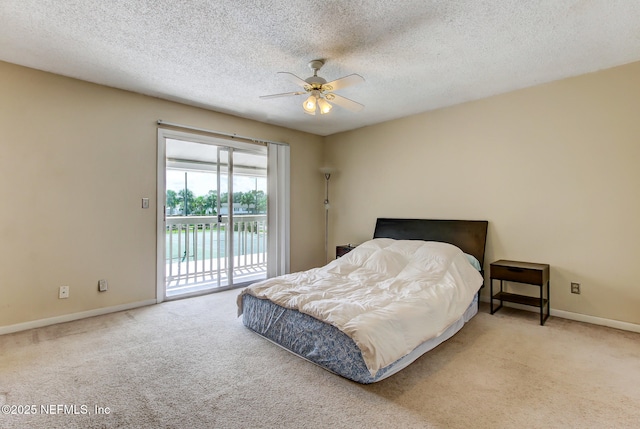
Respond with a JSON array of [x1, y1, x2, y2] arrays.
[[571, 282, 581, 294], [59, 286, 70, 299], [98, 279, 108, 292]]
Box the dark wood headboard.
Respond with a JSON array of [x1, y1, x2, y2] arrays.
[[373, 218, 489, 267]]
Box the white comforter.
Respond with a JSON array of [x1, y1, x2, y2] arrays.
[[238, 238, 483, 376]]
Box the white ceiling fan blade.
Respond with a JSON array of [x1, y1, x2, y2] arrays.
[[259, 91, 306, 99], [277, 72, 309, 88], [325, 93, 364, 112], [323, 74, 364, 91]]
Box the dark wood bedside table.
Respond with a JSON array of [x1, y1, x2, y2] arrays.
[[490, 260, 550, 325], [336, 244, 356, 258]]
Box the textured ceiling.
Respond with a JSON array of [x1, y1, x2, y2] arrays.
[[2, 1, 640, 136]]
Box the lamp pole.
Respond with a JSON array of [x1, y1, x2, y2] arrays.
[[320, 168, 334, 263]]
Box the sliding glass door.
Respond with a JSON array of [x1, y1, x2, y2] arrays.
[[157, 129, 272, 300]]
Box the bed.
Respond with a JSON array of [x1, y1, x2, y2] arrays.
[[237, 218, 488, 383]]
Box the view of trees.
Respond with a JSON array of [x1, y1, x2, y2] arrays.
[[166, 189, 267, 216]]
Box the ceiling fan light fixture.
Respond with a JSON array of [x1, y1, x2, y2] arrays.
[[317, 97, 332, 114], [303, 94, 317, 114]]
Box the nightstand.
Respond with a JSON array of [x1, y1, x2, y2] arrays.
[[490, 260, 550, 325], [336, 244, 356, 258]]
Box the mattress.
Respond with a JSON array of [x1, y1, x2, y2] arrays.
[[240, 292, 479, 383]]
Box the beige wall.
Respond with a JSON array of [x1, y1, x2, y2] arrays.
[[0, 61, 325, 328], [325, 61, 640, 325], [2, 58, 639, 330]]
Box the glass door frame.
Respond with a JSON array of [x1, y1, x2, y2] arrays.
[[156, 128, 268, 302], [217, 145, 232, 289]]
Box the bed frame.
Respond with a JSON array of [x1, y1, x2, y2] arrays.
[[373, 218, 488, 267]]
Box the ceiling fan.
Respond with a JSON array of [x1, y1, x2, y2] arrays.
[[260, 60, 365, 115]]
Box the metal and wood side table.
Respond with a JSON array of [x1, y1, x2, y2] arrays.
[[490, 260, 550, 325], [335, 244, 356, 258]]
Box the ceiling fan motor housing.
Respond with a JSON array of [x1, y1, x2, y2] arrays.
[[305, 76, 327, 89]]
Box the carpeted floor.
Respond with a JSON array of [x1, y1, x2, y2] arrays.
[[1, 289, 639, 429]]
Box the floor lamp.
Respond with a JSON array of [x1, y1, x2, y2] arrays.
[[320, 167, 334, 263]]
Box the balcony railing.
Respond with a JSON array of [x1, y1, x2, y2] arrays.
[[165, 214, 267, 295]]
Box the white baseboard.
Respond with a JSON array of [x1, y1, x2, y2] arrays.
[[0, 299, 158, 336], [4, 297, 639, 336], [480, 296, 640, 333]]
